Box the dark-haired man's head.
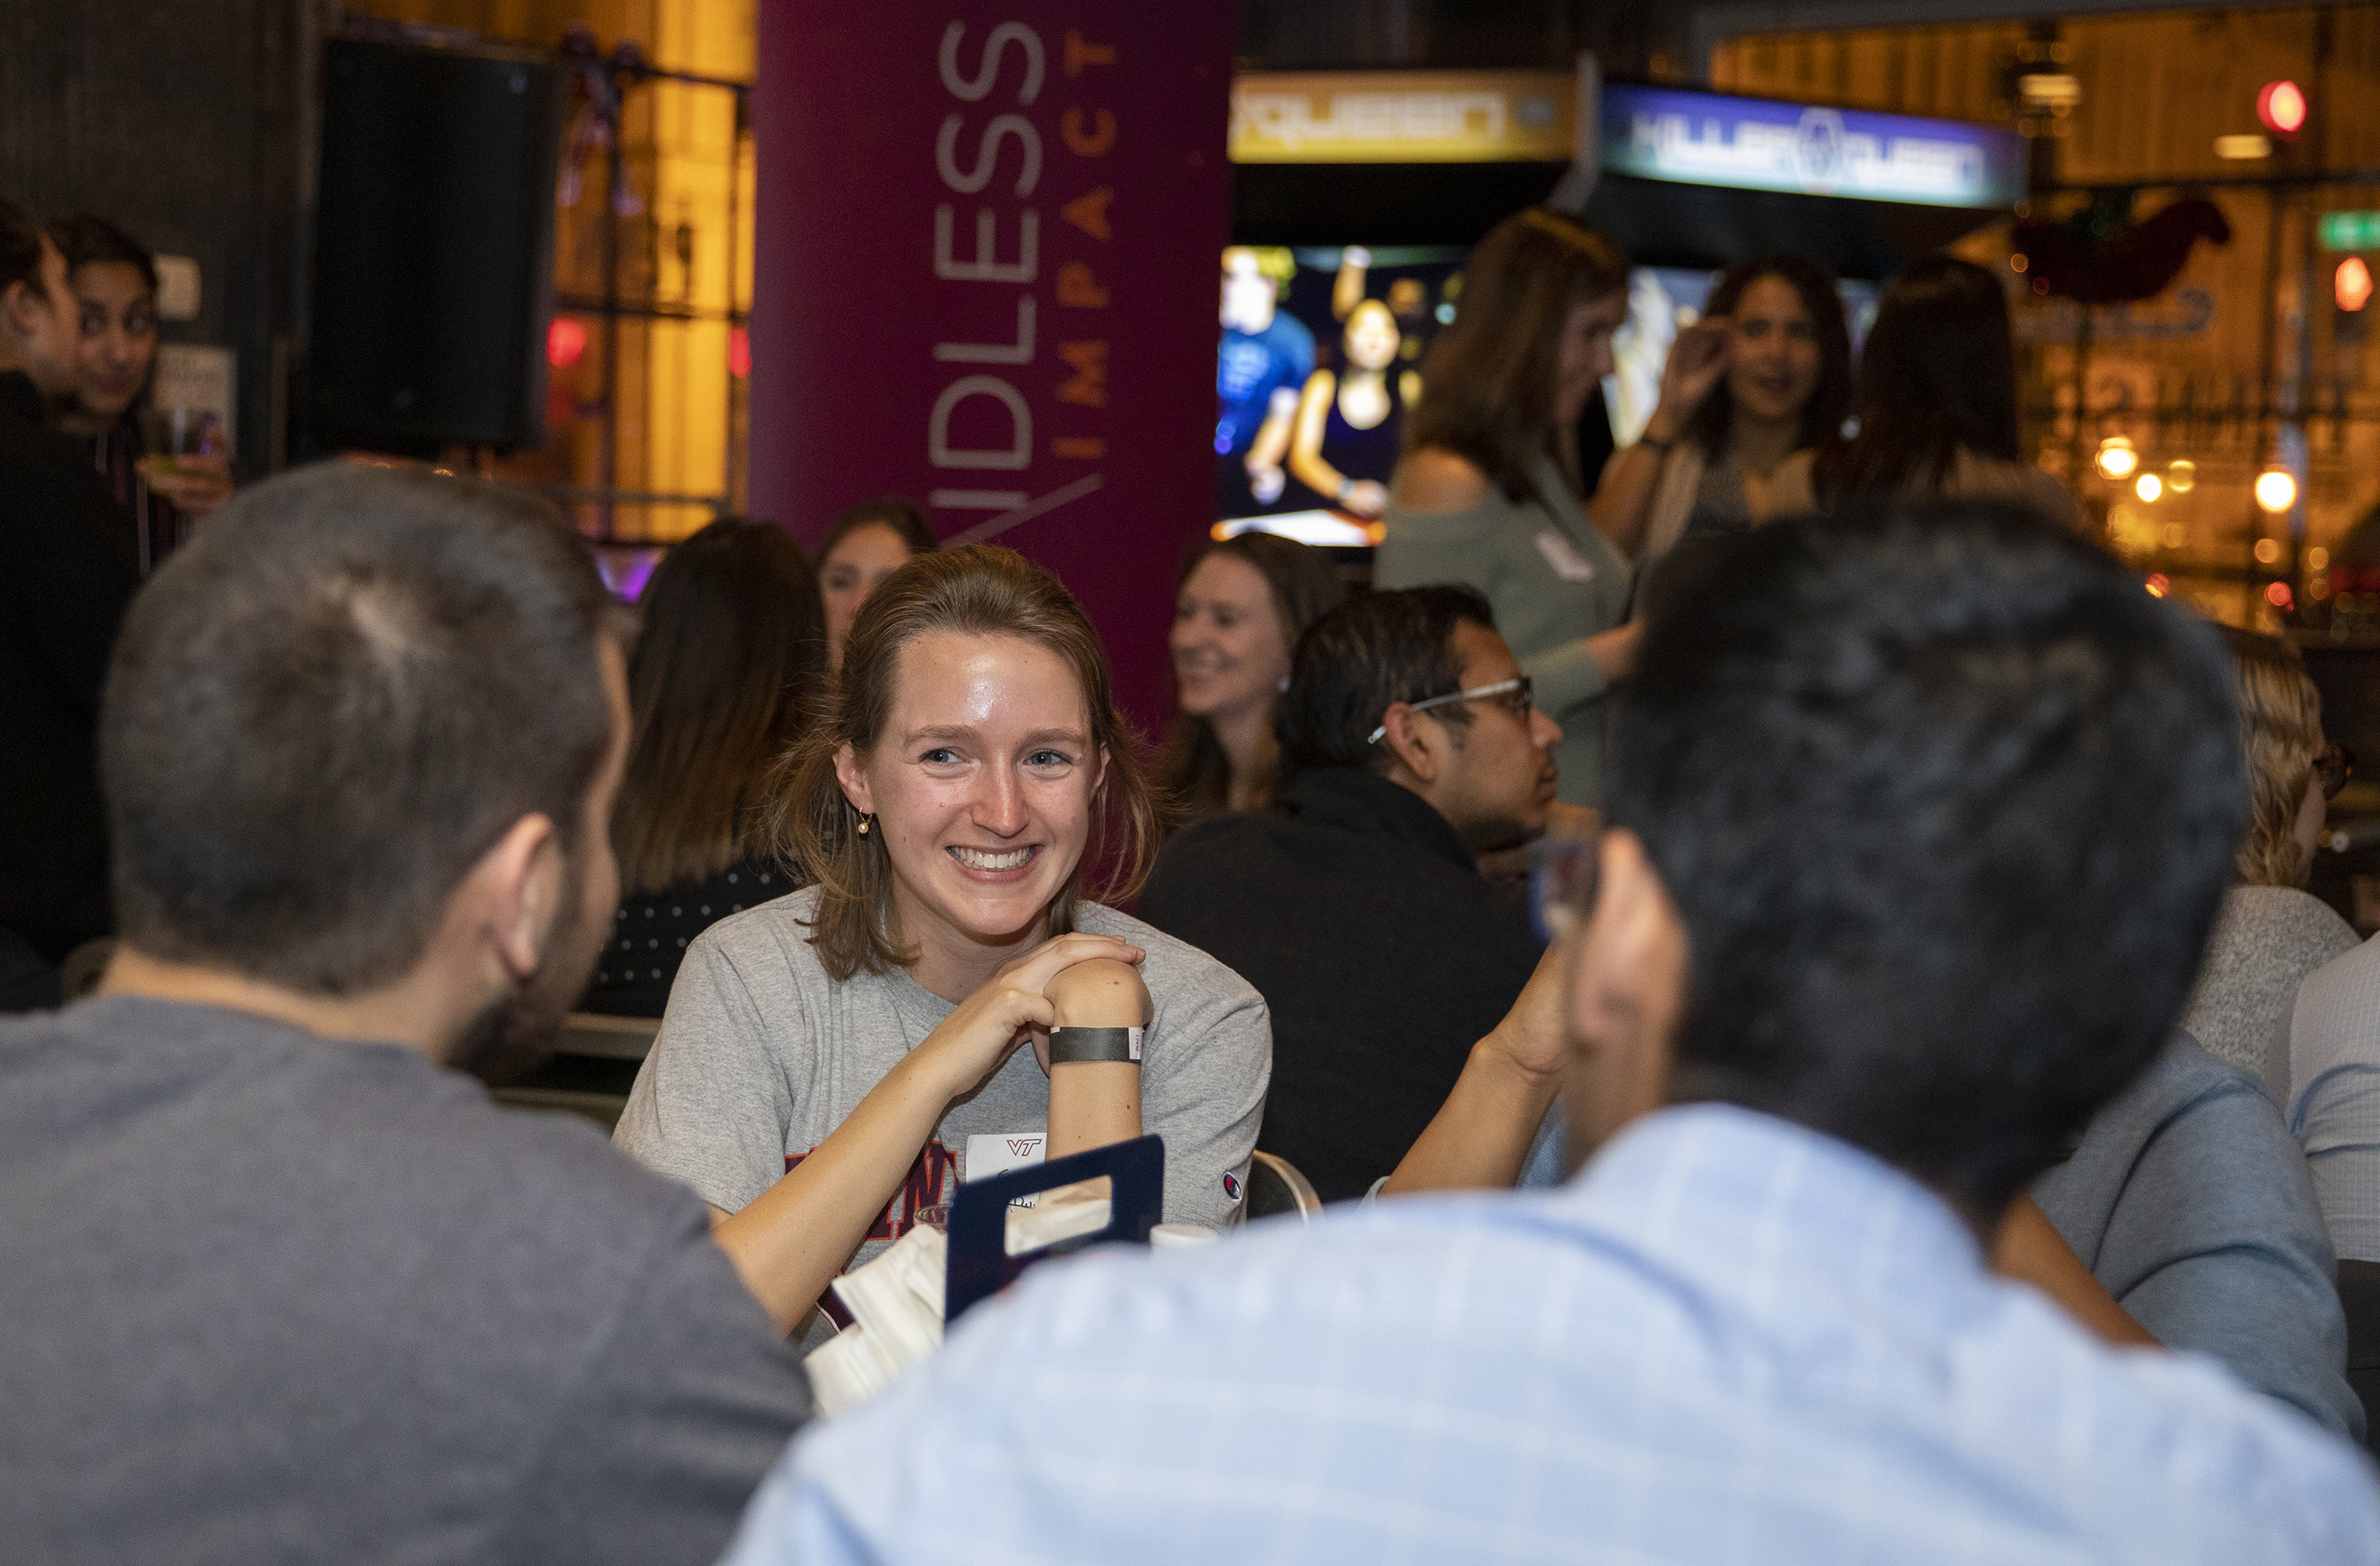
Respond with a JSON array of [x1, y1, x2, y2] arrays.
[[1278, 585, 1562, 849], [1562, 499, 2245, 1224], [98, 462, 633, 1080], [0, 199, 82, 399]]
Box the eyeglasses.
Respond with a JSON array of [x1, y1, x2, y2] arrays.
[[2321, 741, 2356, 801], [1367, 676, 1535, 745], [1527, 832, 1602, 944]]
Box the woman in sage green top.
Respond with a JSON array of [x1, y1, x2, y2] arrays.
[[1377, 208, 1642, 809]]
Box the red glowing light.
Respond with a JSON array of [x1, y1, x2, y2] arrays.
[[730, 325, 751, 379], [2146, 573, 2171, 598], [546, 317, 588, 369], [2340, 258, 2374, 313], [2258, 80, 2306, 138], [2267, 581, 2295, 610]]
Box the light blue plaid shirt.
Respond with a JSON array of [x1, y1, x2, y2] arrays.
[[727, 1105, 2380, 1564]]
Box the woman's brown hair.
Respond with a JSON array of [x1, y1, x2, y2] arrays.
[[775, 544, 1161, 980], [611, 518, 825, 895], [1158, 531, 1346, 823], [2216, 626, 2323, 886], [1404, 207, 1631, 501], [819, 493, 938, 563], [1683, 253, 1854, 461], [1814, 255, 2022, 503]]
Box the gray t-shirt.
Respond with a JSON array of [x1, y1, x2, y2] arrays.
[[2282, 931, 2380, 1263], [2177, 884, 2358, 1082], [2033, 1034, 2359, 1440], [614, 887, 1271, 1347], [0, 994, 811, 1566]]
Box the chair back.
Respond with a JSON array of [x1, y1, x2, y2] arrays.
[[1247, 1150, 1321, 1224], [2338, 1260, 2380, 1456], [559, 1011, 660, 1061], [59, 938, 116, 1003]]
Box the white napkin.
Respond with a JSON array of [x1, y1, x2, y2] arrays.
[[805, 1224, 949, 1417]]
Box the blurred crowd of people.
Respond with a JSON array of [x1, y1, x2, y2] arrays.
[[8, 189, 2380, 1563]]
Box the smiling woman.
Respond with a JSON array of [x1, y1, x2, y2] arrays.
[[815, 496, 939, 672], [47, 213, 233, 572], [1588, 253, 1853, 576], [613, 545, 1273, 1344], [1159, 531, 1345, 825]]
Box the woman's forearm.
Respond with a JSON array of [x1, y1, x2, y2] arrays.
[[1382, 1035, 1559, 1195], [1991, 1194, 2158, 1348], [1585, 440, 1670, 559], [1047, 1063, 1141, 1158], [1044, 960, 1148, 1159], [1584, 621, 1643, 685], [711, 1051, 961, 1333], [1285, 375, 1343, 500]]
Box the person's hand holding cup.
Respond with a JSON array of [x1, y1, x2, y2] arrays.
[[139, 408, 235, 520]]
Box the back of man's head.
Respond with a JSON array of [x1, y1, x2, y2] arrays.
[[1277, 585, 1493, 777], [1610, 499, 2245, 1212], [102, 462, 623, 996]]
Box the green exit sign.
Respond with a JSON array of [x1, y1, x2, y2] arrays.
[[2322, 211, 2380, 251]]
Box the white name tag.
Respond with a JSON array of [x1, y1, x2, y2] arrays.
[[964, 1132, 1047, 1208], [1532, 528, 1598, 582]]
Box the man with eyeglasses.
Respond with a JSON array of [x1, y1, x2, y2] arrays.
[[719, 499, 2378, 1563], [1139, 585, 1572, 1203]]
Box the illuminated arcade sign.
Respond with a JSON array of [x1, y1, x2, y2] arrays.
[[1599, 85, 2025, 209], [2321, 211, 2380, 252], [1231, 71, 1577, 164]]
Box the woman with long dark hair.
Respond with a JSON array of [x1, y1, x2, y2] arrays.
[[816, 495, 938, 672], [49, 214, 233, 570], [1773, 255, 2078, 527], [1590, 253, 1852, 570], [582, 517, 826, 1016], [1375, 207, 1637, 809], [1160, 531, 1345, 824]]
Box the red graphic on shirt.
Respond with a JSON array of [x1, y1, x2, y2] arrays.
[[786, 1139, 955, 1244]]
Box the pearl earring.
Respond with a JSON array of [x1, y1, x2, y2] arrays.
[[857, 814, 873, 836]]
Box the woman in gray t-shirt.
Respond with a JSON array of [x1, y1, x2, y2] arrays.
[[615, 546, 1271, 1344]]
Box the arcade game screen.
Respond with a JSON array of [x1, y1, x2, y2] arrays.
[[1213, 249, 1880, 545], [1215, 245, 1464, 546]]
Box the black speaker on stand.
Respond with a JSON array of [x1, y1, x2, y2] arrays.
[[309, 37, 564, 456]]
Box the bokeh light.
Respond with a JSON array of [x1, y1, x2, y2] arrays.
[[545, 317, 588, 369]]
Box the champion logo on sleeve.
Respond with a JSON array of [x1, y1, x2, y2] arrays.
[[1222, 1170, 1243, 1205]]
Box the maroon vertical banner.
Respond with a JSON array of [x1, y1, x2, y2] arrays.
[[749, 3, 1237, 735]]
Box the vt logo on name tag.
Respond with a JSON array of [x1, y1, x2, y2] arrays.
[[965, 1132, 1047, 1208], [1532, 528, 1598, 582]]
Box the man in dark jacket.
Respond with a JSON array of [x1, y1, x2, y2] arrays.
[[0, 199, 140, 1007], [1141, 585, 1568, 1201]]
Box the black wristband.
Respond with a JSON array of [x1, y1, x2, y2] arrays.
[[1638, 432, 1673, 455], [1048, 1026, 1142, 1064]]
